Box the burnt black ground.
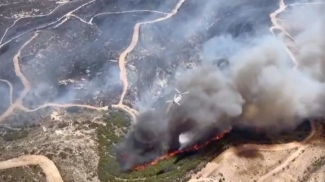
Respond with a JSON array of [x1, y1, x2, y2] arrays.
[[0, 0, 280, 117], [0, 0, 287, 167], [0, 0, 322, 181]]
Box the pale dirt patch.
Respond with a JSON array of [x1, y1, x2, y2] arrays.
[[189, 148, 297, 182]]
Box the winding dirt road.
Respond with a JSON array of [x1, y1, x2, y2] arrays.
[[0, 32, 108, 123], [0, 79, 13, 104], [217, 119, 315, 165], [269, 0, 299, 68], [190, 1, 321, 182], [0, 0, 321, 182], [0, 33, 39, 122], [0, 155, 63, 182], [0, 0, 187, 181], [112, 0, 186, 121], [0, 32, 67, 182], [189, 121, 316, 182]]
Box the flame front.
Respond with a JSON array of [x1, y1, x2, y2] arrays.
[[134, 129, 231, 171]]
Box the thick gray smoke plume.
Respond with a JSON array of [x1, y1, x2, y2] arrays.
[[115, 2, 325, 171]]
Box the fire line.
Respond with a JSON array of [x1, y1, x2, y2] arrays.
[[134, 129, 231, 171]]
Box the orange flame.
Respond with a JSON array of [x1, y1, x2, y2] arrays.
[[134, 129, 231, 171]]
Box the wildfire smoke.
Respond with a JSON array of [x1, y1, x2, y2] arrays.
[[114, 1, 325, 172]]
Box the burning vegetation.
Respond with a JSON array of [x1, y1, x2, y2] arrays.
[[115, 14, 325, 171], [133, 129, 230, 171], [97, 0, 325, 181], [97, 111, 311, 182]]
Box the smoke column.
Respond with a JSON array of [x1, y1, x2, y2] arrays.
[[115, 1, 325, 171]]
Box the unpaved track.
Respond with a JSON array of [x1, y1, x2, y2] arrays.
[[0, 79, 13, 104], [269, 0, 299, 67], [257, 146, 306, 182], [189, 2, 321, 182], [214, 119, 315, 166], [2, 0, 319, 182], [0, 0, 187, 181], [0, 155, 63, 182], [189, 121, 316, 182], [0, 33, 39, 123], [257, 1, 320, 180], [112, 0, 187, 121], [0, 32, 107, 124]]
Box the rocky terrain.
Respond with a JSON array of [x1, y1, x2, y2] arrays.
[[0, 0, 324, 182]]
